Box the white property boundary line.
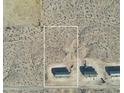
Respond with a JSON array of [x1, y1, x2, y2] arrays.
[[44, 26, 78, 28], [77, 26, 79, 87], [43, 26, 46, 88], [43, 26, 79, 88]]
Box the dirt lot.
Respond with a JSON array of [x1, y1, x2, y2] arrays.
[[45, 27, 78, 86]]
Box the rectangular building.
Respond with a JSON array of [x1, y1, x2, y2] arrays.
[[80, 66, 97, 77], [105, 66, 120, 77], [51, 67, 70, 78]]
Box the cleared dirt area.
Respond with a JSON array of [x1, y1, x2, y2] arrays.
[[78, 58, 120, 88], [45, 27, 77, 86]]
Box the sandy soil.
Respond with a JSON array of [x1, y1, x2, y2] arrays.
[[3, 0, 120, 93]]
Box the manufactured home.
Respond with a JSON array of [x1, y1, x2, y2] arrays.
[[105, 66, 120, 77], [51, 67, 70, 78], [80, 66, 97, 77]]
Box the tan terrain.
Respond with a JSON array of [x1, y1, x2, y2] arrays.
[[3, 0, 120, 93]]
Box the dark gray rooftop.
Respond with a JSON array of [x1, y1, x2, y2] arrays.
[[105, 66, 120, 75], [80, 66, 97, 75], [51, 67, 70, 76]]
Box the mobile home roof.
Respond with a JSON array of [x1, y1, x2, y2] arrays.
[[80, 66, 97, 75], [51, 67, 70, 75], [105, 66, 120, 75]]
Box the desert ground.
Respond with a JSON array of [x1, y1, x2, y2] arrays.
[[3, 0, 120, 93]]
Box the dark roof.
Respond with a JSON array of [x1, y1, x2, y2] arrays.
[[51, 67, 70, 76], [80, 66, 97, 75], [105, 66, 120, 75]]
